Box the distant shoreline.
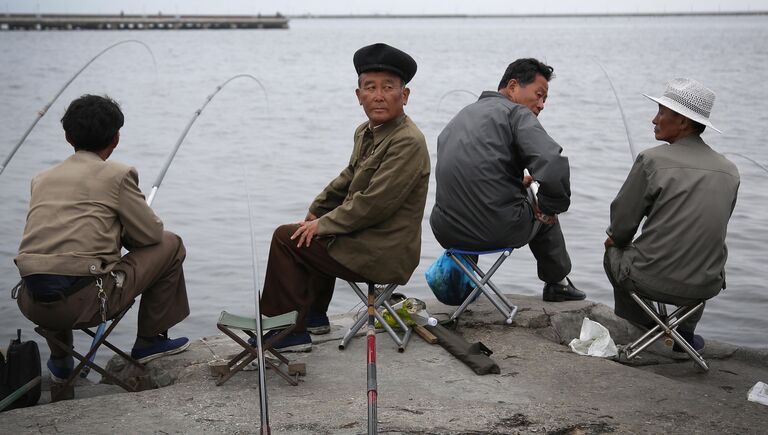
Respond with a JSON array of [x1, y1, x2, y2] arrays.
[[289, 11, 768, 19]]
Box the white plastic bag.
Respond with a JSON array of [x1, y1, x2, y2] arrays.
[[568, 317, 618, 357], [747, 381, 768, 406]]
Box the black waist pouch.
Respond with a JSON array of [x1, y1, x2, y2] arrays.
[[1, 330, 41, 411]]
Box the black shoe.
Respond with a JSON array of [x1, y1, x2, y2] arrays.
[[673, 332, 705, 353], [542, 278, 586, 302], [306, 311, 330, 335]]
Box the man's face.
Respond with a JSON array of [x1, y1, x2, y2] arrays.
[[355, 71, 410, 126], [506, 73, 549, 116], [652, 104, 685, 142]]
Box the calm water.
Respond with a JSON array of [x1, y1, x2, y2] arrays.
[[1, 17, 767, 366]]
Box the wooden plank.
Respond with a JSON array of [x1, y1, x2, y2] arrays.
[[414, 325, 438, 344]]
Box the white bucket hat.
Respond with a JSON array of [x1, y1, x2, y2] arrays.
[[644, 78, 721, 133]]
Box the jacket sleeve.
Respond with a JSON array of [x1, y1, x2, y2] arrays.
[[118, 167, 164, 249], [513, 110, 571, 215], [606, 153, 653, 247], [309, 163, 354, 217], [316, 134, 427, 235]]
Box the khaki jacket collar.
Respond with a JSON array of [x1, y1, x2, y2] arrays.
[[357, 113, 408, 148]]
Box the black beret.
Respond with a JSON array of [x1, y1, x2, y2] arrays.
[[353, 43, 417, 84]]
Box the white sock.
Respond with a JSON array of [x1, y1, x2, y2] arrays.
[[558, 278, 569, 286]]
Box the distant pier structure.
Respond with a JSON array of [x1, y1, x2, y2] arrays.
[[0, 13, 289, 30]]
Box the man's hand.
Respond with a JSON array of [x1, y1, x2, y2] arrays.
[[533, 204, 557, 225], [305, 211, 317, 221], [523, 175, 533, 188], [291, 219, 320, 248], [604, 236, 615, 249]]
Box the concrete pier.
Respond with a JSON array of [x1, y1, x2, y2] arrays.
[[2, 295, 767, 433], [0, 14, 289, 31]]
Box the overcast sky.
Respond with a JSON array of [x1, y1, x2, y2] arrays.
[[4, 0, 768, 15]]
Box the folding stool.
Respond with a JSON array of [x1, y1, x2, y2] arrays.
[[620, 291, 708, 371], [216, 310, 302, 386], [446, 248, 519, 325], [35, 301, 147, 396], [338, 282, 412, 352]]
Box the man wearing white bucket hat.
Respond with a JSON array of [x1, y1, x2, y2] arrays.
[[604, 78, 740, 352]]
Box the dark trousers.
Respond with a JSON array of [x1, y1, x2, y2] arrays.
[[260, 224, 367, 332], [604, 246, 703, 333], [18, 231, 190, 357], [527, 220, 572, 284]]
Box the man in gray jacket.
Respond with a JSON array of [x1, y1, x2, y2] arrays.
[[431, 58, 584, 302], [605, 78, 740, 351]]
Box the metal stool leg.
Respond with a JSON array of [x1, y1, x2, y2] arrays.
[[623, 292, 708, 371], [339, 282, 411, 352], [448, 251, 518, 324]]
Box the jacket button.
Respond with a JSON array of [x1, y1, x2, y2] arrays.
[[90, 265, 96, 271]]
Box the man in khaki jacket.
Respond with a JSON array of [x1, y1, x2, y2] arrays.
[[15, 95, 190, 382], [259, 43, 430, 351]]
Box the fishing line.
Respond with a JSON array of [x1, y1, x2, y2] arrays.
[[436, 89, 478, 114], [595, 60, 638, 160], [150, 73, 271, 432], [0, 39, 158, 176], [723, 152, 768, 176]]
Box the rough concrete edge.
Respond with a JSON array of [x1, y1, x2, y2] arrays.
[[424, 294, 768, 367]]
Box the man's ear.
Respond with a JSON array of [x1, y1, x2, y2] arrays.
[[505, 79, 519, 94], [355, 87, 362, 105], [110, 131, 120, 148], [402, 87, 410, 105]]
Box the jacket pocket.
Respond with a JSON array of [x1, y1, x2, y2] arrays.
[[347, 157, 382, 197]]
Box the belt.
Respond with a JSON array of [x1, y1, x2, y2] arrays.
[[24, 275, 94, 303]]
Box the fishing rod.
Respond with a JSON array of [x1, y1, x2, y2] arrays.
[[596, 61, 638, 160], [723, 152, 768, 176], [146, 73, 269, 205], [0, 39, 157, 177], [436, 89, 478, 114], [82, 75, 270, 389], [366, 283, 378, 435], [240, 157, 271, 434], [595, 63, 768, 175]]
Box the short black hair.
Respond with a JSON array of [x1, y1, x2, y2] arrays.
[[691, 120, 706, 134], [497, 58, 554, 91], [61, 94, 124, 152]]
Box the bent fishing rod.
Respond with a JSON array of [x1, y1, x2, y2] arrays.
[[146, 73, 269, 205], [437, 89, 478, 114], [88, 74, 271, 431], [596, 62, 768, 175], [596, 61, 638, 161], [0, 39, 157, 177]]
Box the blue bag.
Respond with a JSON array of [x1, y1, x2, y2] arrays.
[[425, 251, 477, 306]]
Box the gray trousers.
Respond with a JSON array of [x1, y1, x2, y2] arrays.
[[604, 246, 703, 333], [18, 231, 190, 357]]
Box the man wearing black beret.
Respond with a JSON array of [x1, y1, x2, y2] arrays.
[[257, 43, 430, 351]]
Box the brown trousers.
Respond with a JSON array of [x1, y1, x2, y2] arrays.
[[260, 224, 367, 332], [18, 231, 190, 357]]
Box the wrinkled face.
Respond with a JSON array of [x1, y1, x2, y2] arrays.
[[355, 71, 410, 126], [652, 104, 686, 142], [506, 73, 549, 116]]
